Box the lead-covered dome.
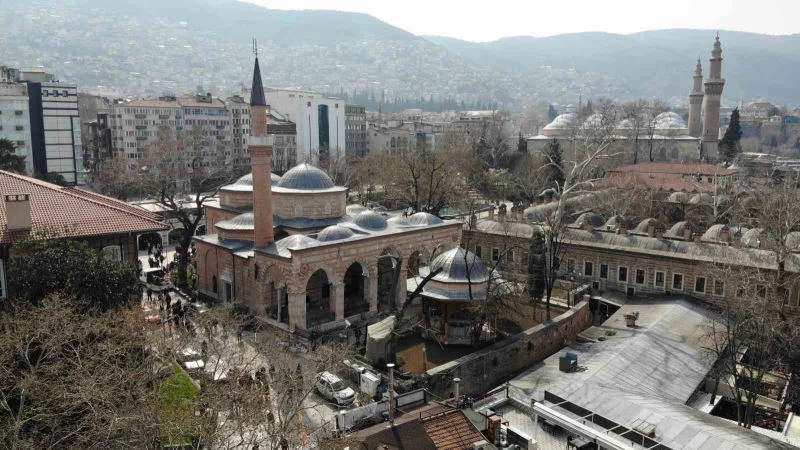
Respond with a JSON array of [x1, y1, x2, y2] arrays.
[[429, 247, 489, 284], [543, 113, 576, 130], [352, 210, 388, 230], [653, 111, 687, 130], [317, 225, 355, 242], [222, 172, 281, 191], [346, 204, 369, 216], [276, 163, 335, 190], [407, 212, 444, 226]]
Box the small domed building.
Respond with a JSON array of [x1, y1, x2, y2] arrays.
[[195, 57, 462, 333]]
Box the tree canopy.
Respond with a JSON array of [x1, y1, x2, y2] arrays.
[[0, 138, 26, 174], [6, 238, 140, 312], [719, 107, 743, 162]]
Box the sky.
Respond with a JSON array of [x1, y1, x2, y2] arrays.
[[243, 0, 798, 42]]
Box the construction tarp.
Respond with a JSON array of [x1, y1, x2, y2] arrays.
[[365, 316, 395, 363]]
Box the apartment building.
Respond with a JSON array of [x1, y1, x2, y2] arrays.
[[0, 82, 33, 173], [345, 104, 366, 157]]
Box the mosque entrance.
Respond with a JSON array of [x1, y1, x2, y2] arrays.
[[343, 262, 368, 317], [306, 269, 334, 327]]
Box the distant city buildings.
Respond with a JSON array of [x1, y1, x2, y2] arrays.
[[0, 82, 33, 173]]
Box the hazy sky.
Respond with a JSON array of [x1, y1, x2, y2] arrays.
[[243, 0, 798, 42]]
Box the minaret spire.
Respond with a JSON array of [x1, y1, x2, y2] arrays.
[[688, 57, 704, 138], [701, 34, 726, 160], [248, 44, 274, 248]]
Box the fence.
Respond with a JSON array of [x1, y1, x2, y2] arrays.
[[334, 388, 430, 432]]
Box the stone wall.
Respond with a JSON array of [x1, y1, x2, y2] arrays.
[[271, 190, 345, 220], [426, 301, 592, 397]]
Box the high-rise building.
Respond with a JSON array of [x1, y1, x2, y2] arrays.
[[227, 95, 251, 173], [25, 78, 84, 184], [0, 82, 33, 173], [345, 104, 367, 157], [265, 88, 346, 167]]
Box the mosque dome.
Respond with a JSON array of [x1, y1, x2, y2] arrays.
[[215, 212, 254, 230], [580, 113, 604, 130], [317, 225, 355, 242], [653, 112, 688, 130], [688, 193, 713, 205], [543, 113, 576, 130], [407, 212, 444, 226], [570, 212, 604, 228], [429, 247, 489, 284], [701, 224, 730, 242], [276, 163, 335, 190], [346, 204, 369, 216], [667, 192, 689, 203], [222, 172, 281, 190], [665, 221, 691, 239], [387, 216, 411, 226], [618, 119, 634, 129], [275, 234, 319, 256], [633, 218, 665, 235], [352, 210, 388, 230]]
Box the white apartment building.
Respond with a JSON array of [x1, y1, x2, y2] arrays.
[[110, 94, 233, 171], [227, 95, 251, 172], [265, 88, 345, 165], [0, 82, 33, 173]]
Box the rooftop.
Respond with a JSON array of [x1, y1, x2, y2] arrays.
[[507, 300, 793, 449], [610, 162, 736, 177], [0, 171, 166, 244]]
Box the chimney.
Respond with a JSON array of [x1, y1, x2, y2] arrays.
[[453, 377, 461, 405], [683, 225, 692, 241], [469, 214, 477, 229], [647, 222, 655, 237], [720, 226, 730, 243], [387, 363, 396, 425], [5, 194, 31, 231], [488, 207, 495, 220]]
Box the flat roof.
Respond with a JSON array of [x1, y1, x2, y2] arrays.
[[506, 300, 794, 449]]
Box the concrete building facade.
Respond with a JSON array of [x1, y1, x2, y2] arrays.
[[264, 88, 346, 166], [0, 82, 33, 173]]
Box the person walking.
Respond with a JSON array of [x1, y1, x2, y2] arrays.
[[146, 287, 153, 303]]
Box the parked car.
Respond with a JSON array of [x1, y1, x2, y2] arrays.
[[315, 371, 356, 406], [176, 347, 204, 375]]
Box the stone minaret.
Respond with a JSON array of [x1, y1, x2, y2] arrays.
[[688, 58, 704, 138], [701, 35, 725, 160], [249, 54, 275, 248]]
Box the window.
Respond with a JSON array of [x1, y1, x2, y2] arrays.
[[618, 266, 628, 283], [567, 259, 575, 273], [15, 125, 23, 131], [212, 276, 218, 294], [584, 261, 593, 277], [672, 274, 683, 291], [254, 264, 260, 280], [736, 287, 745, 298], [694, 277, 706, 294], [635, 269, 645, 285], [599, 264, 608, 280], [655, 271, 665, 289], [14, 110, 23, 115], [507, 250, 514, 262], [756, 285, 766, 298], [101, 245, 122, 262], [714, 279, 724, 296], [492, 248, 499, 262], [474, 245, 482, 258], [294, 203, 304, 217]]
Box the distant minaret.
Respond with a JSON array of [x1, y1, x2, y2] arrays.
[[701, 34, 725, 160], [688, 58, 704, 138], [249, 41, 275, 248]]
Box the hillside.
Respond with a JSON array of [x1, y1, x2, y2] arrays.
[[1, 0, 797, 108], [426, 30, 800, 105]]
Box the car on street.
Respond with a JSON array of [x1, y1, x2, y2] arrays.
[[176, 347, 204, 375], [315, 371, 356, 406]]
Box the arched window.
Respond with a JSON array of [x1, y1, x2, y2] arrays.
[[324, 201, 332, 215], [212, 276, 218, 293], [295, 203, 304, 217]]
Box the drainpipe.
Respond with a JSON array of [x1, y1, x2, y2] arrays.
[[454, 377, 461, 406], [387, 363, 395, 425]]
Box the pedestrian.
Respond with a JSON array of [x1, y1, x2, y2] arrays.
[[146, 287, 153, 303], [236, 326, 243, 343], [165, 292, 172, 310]]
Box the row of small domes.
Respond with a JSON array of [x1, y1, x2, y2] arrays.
[[543, 111, 688, 131]]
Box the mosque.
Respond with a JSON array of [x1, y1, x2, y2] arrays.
[[528, 36, 726, 163], [194, 56, 466, 335]]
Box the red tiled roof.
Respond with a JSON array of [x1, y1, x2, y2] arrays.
[[610, 162, 736, 176], [421, 410, 485, 450], [62, 187, 161, 221], [0, 171, 167, 244], [600, 172, 721, 193]]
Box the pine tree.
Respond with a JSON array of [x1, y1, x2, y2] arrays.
[[547, 104, 558, 122], [517, 132, 527, 153], [0, 138, 26, 174], [544, 139, 565, 189], [719, 107, 743, 162]]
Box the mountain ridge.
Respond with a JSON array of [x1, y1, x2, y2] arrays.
[[1, 0, 797, 108]]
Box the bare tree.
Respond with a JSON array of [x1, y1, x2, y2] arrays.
[[0, 296, 160, 449], [141, 128, 237, 289]]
